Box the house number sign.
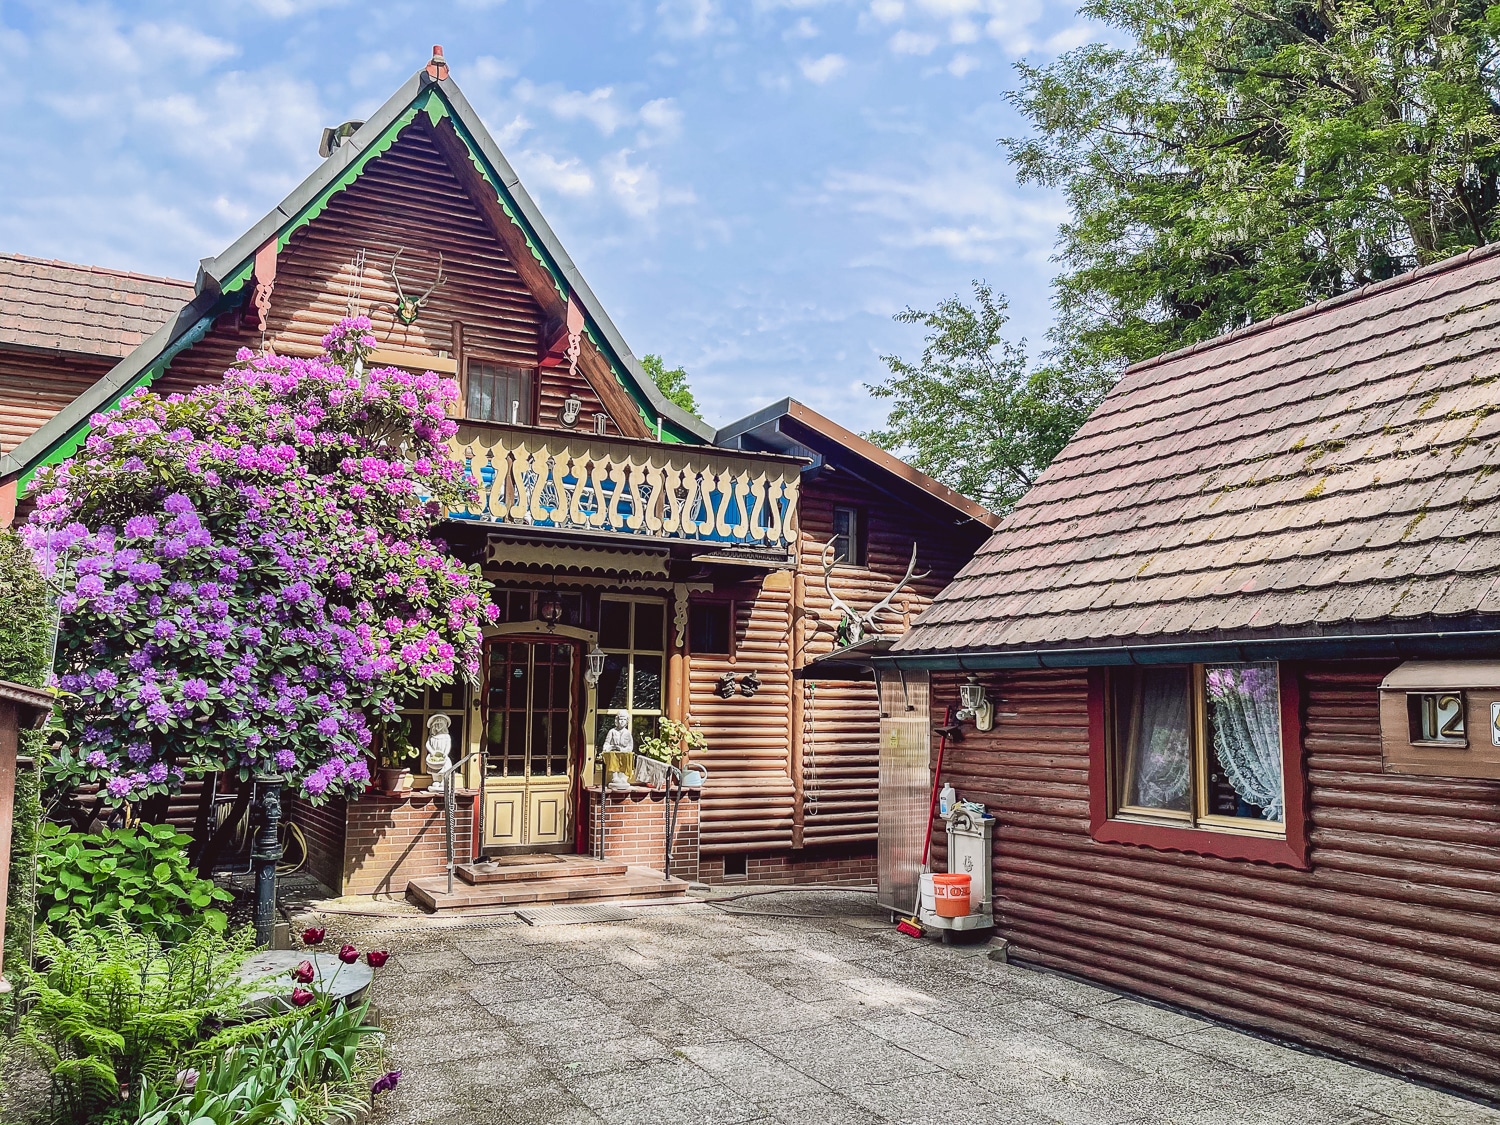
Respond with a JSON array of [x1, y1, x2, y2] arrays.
[[1412, 692, 1465, 744]]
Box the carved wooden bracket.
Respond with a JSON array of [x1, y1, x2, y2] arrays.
[[250, 239, 277, 331]]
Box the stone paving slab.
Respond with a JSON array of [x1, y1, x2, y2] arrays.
[[291, 893, 1500, 1125]]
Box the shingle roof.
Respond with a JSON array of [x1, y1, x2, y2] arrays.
[[895, 242, 1500, 657], [0, 253, 193, 359]]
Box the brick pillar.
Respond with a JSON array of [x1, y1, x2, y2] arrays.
[[589, 786, 699, 882]]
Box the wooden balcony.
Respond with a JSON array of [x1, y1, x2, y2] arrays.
[[448, 423, 803, 551]]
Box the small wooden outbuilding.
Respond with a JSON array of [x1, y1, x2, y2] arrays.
[[871, 243, 1500, 1101], [0, 679, 51, 991]]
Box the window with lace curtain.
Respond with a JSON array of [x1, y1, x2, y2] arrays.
[[1108, 663, 1285, 837]]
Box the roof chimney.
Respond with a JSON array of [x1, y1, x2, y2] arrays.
[[426, 45, 449, 81]]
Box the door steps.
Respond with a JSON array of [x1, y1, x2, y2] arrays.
[[406, 854, 687, 912]]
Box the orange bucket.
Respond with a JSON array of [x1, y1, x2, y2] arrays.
[[931, 873, 971, 918]]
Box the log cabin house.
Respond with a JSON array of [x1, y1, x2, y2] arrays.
[[0, 50, 994, 904], [852, 243, 1500, 1102]]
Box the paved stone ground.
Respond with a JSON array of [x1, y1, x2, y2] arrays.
[[298, 891, 1500, 1125]]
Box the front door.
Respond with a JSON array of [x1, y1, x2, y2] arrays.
[[482, 638, 577, 850]]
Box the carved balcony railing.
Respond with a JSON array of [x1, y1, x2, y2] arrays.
[[448, 423, 802, 550]]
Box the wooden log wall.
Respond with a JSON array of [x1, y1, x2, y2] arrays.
[[154, 122, 620, 436], [0, 350, 112, 453], [796, 474, 974, 847], [933, 663, 1500, 1101], [688, 577, 797, 853]]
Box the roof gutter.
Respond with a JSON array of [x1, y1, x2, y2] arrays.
[[864, 626, 1500, 673]]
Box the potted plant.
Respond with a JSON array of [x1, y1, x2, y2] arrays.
[[375, 724, 416, 796], [636, 718, 707, 789]]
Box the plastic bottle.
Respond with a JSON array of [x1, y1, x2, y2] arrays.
[[939, 783, 955, 818]]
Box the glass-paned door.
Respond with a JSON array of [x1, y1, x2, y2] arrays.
[[482, 639, 576, 849]]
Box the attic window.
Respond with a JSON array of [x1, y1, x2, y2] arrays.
[[831, 506, 865, 566], [467, 361, 534, 426]]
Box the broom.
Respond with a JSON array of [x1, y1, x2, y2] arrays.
[[896, 706, 955, 938]]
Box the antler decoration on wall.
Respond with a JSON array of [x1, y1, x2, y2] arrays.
[[821, 540, 929, 649], [388, 249, 447, 324]]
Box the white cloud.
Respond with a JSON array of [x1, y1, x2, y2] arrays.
[[889, 30, 938, 54], [639, 97, 683, 140], [657, 0, 733, 38], [785, 16, 819, 38], [601, 149, 695, 218], [869, 0, 905, 21], [823, 149, 1066, 265], [515, 151, 597, 197], [799, 53, 847, 83], [515, 81, 632, 135], [949, 18, 979, 42], [947, 52, 979, 76]]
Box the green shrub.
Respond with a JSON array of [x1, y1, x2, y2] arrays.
[[131, 994, 385, 1125], [17, 917, 259, 1123], [35, 822, 231, 941], [0, 525, 52, 688]]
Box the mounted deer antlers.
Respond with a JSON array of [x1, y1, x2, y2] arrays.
[[388, 249, 447, 325], [820, 539, 930, 649]]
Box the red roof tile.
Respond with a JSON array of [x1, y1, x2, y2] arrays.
[[897, 243, 1500, 655], [0, 253, 193, 359]]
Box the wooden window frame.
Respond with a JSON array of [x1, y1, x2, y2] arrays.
[[1087, 665, 1309, 868], [464, 355, 538, 426], [687, 599, 735, 659], [830, 505, 866, 567]]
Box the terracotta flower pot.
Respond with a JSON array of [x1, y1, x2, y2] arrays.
[[377, 767, 412, 795]]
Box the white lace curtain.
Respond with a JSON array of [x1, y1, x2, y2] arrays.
[[1205, 663, 1283, 820], [1123, 669, 1191, 811]]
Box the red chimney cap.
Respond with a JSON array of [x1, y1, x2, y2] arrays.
[[426, 45, 449, 80], [432, 45, 444, 57]]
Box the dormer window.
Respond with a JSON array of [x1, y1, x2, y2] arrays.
[[467, 360, 534, 425]]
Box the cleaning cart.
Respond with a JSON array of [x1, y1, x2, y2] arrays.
[[917, 803, 994, 941]]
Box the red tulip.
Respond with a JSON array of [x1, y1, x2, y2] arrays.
[[290, 987, 315, 1007], [290, 960, 315, 984], [301, 927, 326, 946], [337, 944, 359, 964], [365, 950, 389, 968]]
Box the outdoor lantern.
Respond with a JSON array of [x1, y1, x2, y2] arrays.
[[537, 587, 564, 629], [956, 675, 995, 732], [585, 643, 605, 687]]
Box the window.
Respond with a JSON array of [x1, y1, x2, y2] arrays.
[[831, 506, 865, 566], [594, 597, 666, 752], [1109, 663, 1285, 836], [395, 684, 468, 777], [466, 361, 534, 425], [490, 587, 583, 628], [688, 602, 732, 656]]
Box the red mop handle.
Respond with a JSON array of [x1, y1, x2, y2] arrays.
[[920, 706, 953, 869]]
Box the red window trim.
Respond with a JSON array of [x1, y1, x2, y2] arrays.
[[1086, 664, 1309, 869]]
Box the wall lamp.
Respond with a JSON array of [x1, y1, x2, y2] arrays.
[[585, 643, 605, 688], [956, 675, 995, 732]]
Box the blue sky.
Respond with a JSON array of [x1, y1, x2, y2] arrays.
[[0, 0, 1097, 434]]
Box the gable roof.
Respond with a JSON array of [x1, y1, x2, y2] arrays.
[[0, 254, 192, 359], [716, 398, 997, 531], [0, 56, 713, 485], [893, 241, 1500, 665]]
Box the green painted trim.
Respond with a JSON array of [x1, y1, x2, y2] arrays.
[[17, 313, 218, 496]]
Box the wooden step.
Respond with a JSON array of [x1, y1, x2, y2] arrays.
[[408, 866, 688, 912], [457, 855, 628, 885]]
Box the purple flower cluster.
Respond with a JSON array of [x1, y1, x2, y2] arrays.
[[24, 317, 492, 804]]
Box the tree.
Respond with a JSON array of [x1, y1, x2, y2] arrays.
[[1005, 0, 1500, 380], [867, 282, 1110, 512], [22, 317, 497, 806], [640, 354, 700, 417]]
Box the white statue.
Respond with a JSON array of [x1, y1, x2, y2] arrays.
[[424, 713, 453, 779], [601, 712, 632, 790]]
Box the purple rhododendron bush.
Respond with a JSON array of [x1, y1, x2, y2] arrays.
[[22, 317, 497, 804]]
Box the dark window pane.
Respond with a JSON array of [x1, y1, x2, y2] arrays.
[[634, 603, 665, 652], [507, 591, 530, 623], [831, 506, 862, 565], [632, 713, 659, 746], [598, 654, 629, 709], [689, 603, 731, 655], [1111, 667, 1191, 813], [633, 654, 663, 711], [560, 593, 583, 627], [508, 660, 528, 709], [599, 600, 630, 649]]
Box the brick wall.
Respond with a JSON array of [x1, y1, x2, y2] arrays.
[[699, 843, 877, 887], [288, 790, 476, 896], [288, 796, 346, 893], [587, 787, 700, 883]]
